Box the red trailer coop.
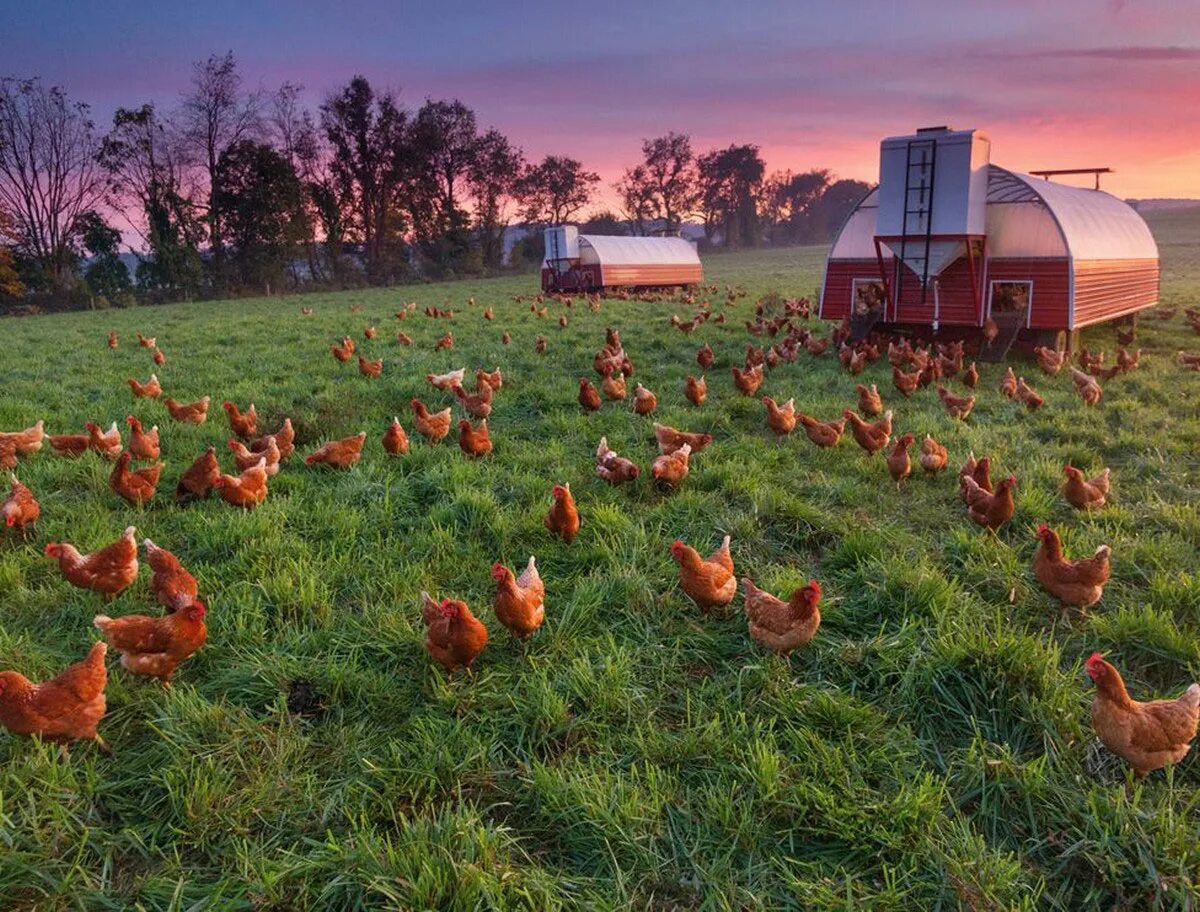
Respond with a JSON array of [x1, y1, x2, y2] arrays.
[[541, 225, 703, 293], [819, 127, 1159, 356]]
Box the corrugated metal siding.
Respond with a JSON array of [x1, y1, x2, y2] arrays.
[[820, 260, 876, 320], [987, 258, 1071, 329], [598, 264, 703, 287], [1072, 259, 1159, 328]]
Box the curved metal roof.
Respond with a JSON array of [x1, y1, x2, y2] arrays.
[[578, 234, 700, 266], [991, 167, 1158, 261]]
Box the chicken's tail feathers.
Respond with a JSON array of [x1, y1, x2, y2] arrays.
[[93, 615, 113, 630], [1095, 544, 1113, 561], [1182, 683, 1200, 710]]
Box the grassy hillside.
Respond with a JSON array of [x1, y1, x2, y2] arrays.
[[0, 226, 1198, 909]]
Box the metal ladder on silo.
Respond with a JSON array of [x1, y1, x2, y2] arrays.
[[894, 138, 937, 315]]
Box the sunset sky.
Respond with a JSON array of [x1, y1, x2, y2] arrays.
[[9, 0, 1200, 202]]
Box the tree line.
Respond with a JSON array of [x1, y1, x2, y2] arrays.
[[0, 53, 870, 308]]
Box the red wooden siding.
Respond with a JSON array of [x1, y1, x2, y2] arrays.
[[820, 259, 874, 320], [986, 259, 1071, 330], [1072, 259, 1158, 328]]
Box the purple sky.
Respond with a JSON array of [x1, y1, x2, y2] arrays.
[[8, 1, 1200, 200]]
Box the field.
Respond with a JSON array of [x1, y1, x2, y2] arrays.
[[1, 213, 1199, 911]]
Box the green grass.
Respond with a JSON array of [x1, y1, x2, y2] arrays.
[[1, 213, 1199, 909]]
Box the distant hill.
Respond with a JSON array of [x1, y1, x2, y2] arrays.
[[1127, 199, 1200, 212]]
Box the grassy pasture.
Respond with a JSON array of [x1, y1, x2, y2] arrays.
[[1, 211, 1199, 910]]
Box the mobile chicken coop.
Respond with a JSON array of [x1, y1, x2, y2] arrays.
[[540, 226, 703, 293], [819, 127, 1159, 355]]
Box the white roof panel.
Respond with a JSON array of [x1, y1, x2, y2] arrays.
[[998, 168, 1158, 261], [578, 234, 700, 267]]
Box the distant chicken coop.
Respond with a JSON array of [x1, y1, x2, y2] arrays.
[[819, 127, 1159, 357], [540, 226, 702, 293]]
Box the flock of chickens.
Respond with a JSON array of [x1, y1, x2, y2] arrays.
[[2, 289, 1200, 782]]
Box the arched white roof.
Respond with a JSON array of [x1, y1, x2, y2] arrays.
[[578, 234, 700, 267], [993, 168, 1157, 261], [827, 168, 1157, 263]]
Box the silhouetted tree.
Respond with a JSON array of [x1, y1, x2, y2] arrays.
[[468, 128, 523, 270], [697, 144, 765, 249], [0, 208, 25, 298], [762, 168, 831, 244], [0, 78, 105, 292], [320, 75, 411, 283], [410, 99, 479, 274], [614, 132, 697, 235], [178, 52, 263, 292], [580, 211, 628, 236], [518, 155, 599, 226], [215, 140, 303, 293], [77, 210, 131, 302], [813, 178, 873, 240]]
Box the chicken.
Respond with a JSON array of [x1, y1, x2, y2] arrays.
[[475, 367, 503, 392], [962, 361, 979, 388], [126, 416, 160, 460], [919, 435, 948, 474], [731, 365, 764, 397], [364, 325, 377, 340], [595, 437, 640, 486], [999, 367, 1018, 399], [49, 433, 90, 458], [1013, 377, 1043, 411], [685, 375, 707, 407], [44, 526, 139, 599], [653, 423, 712, 456], [959, 453, 992, 502], [411, 399, 452, 444], [1078, 347, 1105, 373], [457, 419, 493, 458], [358, 355, 383, 378], [602, 370, 627, 401], [1070, 367, 1103, 406], [94, 601, 207, 684], [937, 385, 976, 420], [797, 414, 845, 448], [421, 591, 488, 672], [306, 432, 367, 468], [137, 333, 156, 348], [962, 474, 1016, 530], [633, 383, 657, 415], [109, 450, 163, 505], [127, 374, 162, 398], [383, 417, 409, 456], [223, 401, 257, 439], [535, 337, 547, 354], [892, 365, 921, 397], [434, 331, 454, 351], [213, 458, 268, 509], [855, 384, 882, 417], [492, 557, 546, 641], [763, 396, 796, 437], [1034, 346, 1064, 376], [1033, 524, 1110, 609], [670, 535, 736, 611], [2, 474, 39, 532], [742, 578, 821, 656], [453, 383, 493, 419], [843, 409, 892, 456], [153, 349, 166, 366], [982, 318, 999, 345], [231, 436, 281, 476], [251, 417, 295, 461], [1116, 348, 1141, 373], [108, 330, 119, 349], [85, 421, 123, 459], [1063, 464, 1111, 511], [0, 641, 107, 748], [163, 396, 210, 424], [696, 344, 715, 370], [331, 337, 354, 362], [886, 433, 914, 484], [577, 378, 602, 412], [176, 447, 221, 501], [142, 538, 200, 612], [652, 442, 691, 490], [806, 336, 830, 356], [0, 439, 17, 470], [397, 331, 413, 346], [1086, 653, 1200, 778], [426, 367, 466, 391], [544, 483, 580, 544]]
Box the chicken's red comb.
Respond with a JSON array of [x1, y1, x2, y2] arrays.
[[5, 515, 15, 527], [1037, 523, 1051, 534], [1086, 651, 1105, 665], [807, 579, 822, 596]]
